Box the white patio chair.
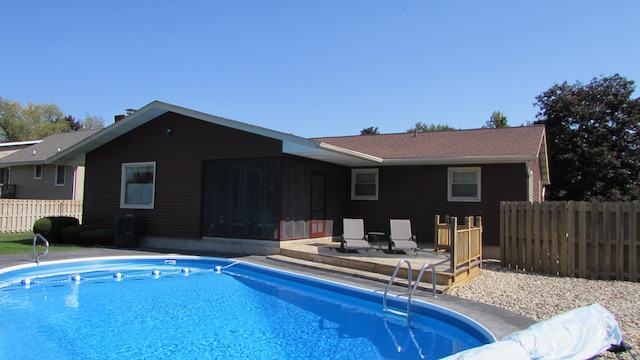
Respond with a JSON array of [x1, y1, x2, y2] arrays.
[[341, 218, 371, 253], [389, 219, 418, 254]]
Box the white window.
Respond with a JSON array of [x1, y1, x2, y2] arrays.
[[448, 167, 481, 202], [121, 162, 156, 209], [55, 165, 66, 186], [351, 168, 378, 200], [34, 165, 43, 179]]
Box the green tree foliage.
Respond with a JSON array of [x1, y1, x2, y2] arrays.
[[360, 126, 379, 135], [535, 74, 640, 201], [0, 97, 103, 142], [482, 111, 509, 128], [82, 114, 105, 130], [62, 115, 84, 131], [407, 121, 456, 133], [0, 98, 23, 141]]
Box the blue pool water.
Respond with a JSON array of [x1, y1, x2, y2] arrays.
[[0, 256, 494, 359]]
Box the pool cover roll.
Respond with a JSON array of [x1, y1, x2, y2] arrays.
[[442, 303, 623, 360]]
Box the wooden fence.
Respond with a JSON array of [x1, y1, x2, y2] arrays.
[[501, 201, 640, 281], [435, 215, 483, 285], [0, 199, 83, 233]]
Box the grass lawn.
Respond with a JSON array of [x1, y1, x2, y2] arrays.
[[0, 232, 82, 256]]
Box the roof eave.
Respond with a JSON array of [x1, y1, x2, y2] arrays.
[[537, 128, 551, 185], [49, 101, 327, 165], [0, 160, 44, 167], [0, 140, 41, 147]]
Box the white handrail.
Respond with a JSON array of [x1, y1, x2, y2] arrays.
[[32, 233, 50, 265]]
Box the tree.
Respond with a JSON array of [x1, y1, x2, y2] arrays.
[[0, 97, 24, 141], [407, 121, 456, 133], [534, 74, 640, 201], [360, 126, 379, 135], [62, 115, 84, 131], [482, 111, 509, 128], [0, 97, 102, 142], [82, 114, 105, 130]]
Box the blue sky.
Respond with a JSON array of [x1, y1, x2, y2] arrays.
[[1, 1, 638, 138]]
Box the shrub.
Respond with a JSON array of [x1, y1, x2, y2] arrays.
[[33, 216, 80, 244], [61, 225, 102, 245], [78, 228, 114, 246]]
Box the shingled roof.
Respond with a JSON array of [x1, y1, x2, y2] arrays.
[[0, 130, 99, 166], [47, 101, 549, 184], [314, 125, 547, 163]]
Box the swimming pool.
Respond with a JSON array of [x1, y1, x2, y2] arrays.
[[0, 256, 495, 359]]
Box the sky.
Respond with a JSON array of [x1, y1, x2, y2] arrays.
[[1, 1, 639, 138]]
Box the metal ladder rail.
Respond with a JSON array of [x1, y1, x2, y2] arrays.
[[405, 263, 437, 324], [32, 233, 50, 265], [410, 263, 437, 300], [383, 259, 412, 315]]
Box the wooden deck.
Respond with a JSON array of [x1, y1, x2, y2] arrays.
[[278, 239, 480, 292]]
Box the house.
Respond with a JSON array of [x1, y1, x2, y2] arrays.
[[51, 101, 549, 258], [0, 140, 40, 196], [0, 130, 99, 199]]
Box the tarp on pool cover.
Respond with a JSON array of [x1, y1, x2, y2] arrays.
[[442, 303, 623, 360]]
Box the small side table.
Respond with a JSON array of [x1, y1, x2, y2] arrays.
[[368, 231, 389, 250]]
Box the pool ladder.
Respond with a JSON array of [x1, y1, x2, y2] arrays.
[[383, 259, 437, 325], [32, 233, 50, 265]]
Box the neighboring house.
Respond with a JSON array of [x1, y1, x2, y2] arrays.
[[51, 101, 549, 257], [0, 140, 41, 197], [0, 130, 99, 200]]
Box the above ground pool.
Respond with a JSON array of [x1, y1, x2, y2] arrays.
[[0, 256, 495, 359]]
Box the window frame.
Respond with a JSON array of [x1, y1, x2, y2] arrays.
[[448, 167, 481, 202], [351, 168, 379, 200], [120, 161, 156, 209], [55, 165, 66, 186], [34, 165, 43, 179]]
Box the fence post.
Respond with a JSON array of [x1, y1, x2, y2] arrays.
[[476, 216, 483, 264], [616, 202, 625, 280], [434, 214, 440, 252], [449, 216, 457, 274], [631, 202, 638, 282], [500, 202, 506, 265]]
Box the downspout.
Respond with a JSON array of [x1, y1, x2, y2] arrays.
[[72, 166, 78, 200]]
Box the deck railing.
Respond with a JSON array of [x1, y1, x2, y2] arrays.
[[0, 184, 17, 198], [435, 215, 483, 284], [0, 199, 83, 233]]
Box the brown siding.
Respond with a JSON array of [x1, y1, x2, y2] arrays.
[[346, 163, 529, 247], [83, 112, 282, 239], [528, 159, 543, 201]]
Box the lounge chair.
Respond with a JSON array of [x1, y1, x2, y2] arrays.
[[341, 218, 371, 253], [389, 219, 418, 254]]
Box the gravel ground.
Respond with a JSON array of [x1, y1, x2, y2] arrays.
[[448, 262, 640, 359]]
